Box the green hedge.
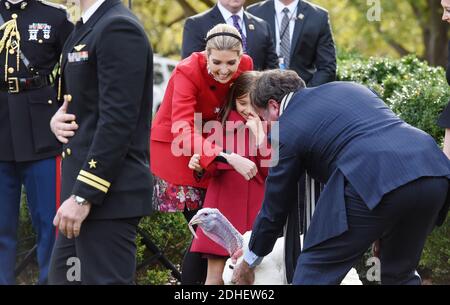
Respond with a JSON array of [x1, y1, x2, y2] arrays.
[[338, 54, 450, 284], [136, 212, 191, 285], [338, 54, 450, 142]]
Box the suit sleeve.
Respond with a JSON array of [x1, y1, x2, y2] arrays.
[[248, 141, 303, 256], [55, 15, 73, 102], [309, 12, 336, 87], [181, 18, 206, 59], [263, 22, 279, 69], [71, 18, 151, 205]]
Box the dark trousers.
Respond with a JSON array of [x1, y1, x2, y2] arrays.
[[295, 176, 448, 285], [48, 217, 140, 285], [181, 209, 207, 285], [0, 158, 56, 285]]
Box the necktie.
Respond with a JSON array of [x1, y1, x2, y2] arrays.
[[279, 7, 291, 68], [231, 15, 247, 53]]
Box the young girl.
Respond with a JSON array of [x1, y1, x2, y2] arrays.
[[188, 71, 271, 285]]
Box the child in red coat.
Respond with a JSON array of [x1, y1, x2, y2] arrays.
[[189, 72, 271, 284]]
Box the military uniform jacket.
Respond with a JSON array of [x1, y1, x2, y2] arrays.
[[60, 0, 153, 219], [0, 0, 73, 161]]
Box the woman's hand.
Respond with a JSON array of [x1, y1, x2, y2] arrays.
[[222, 152, 257, 180], [188, 154, 203, 172]]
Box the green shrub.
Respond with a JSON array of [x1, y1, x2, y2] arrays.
[[136, 211, 191, 285], [338, 54, 450, 142], [338, 53, 450, 284], [16, 190, 39, 284]]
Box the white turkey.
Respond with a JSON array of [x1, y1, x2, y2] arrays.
[[189, 208, 362, 285]]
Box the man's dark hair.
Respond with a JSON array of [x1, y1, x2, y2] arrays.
[[251, 69, 306, 109]]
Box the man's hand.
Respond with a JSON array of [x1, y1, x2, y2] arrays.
[[231, 260, 255, 285], [231, 248, 243, 264], [372, 239, 381, 258], [50, 95, 78, 144], [222, 152, 257, 180], [53, 196, 91, 239]]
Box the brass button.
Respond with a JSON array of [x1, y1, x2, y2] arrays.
[[48, 100, 52, 104], [9, 49, 14, 55], [11, 13, 17, 19], [66, 148, 71, 155], [7, 67, 14, 74], [62, 151, 66, 159], [38, 39, 43, 44], [65, 94, 72, 102]]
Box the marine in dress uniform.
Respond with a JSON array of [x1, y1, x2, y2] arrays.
[[48, 0, 153, 284], [0, 0, 73, 284]]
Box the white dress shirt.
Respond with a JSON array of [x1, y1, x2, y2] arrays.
[[217, 1, 247, 37], [274, 0, 299, 55], [82, 0, 106, 23]]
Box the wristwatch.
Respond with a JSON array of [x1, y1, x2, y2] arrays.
[[74, 195, 88, 206]]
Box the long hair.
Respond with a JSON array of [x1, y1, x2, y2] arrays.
[[220, 71, 261, 126]]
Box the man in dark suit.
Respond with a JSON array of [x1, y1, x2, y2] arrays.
[[232, 70, 450, 285], [0, 0, 73, 284], [248, 0, 336, 86], [48, 0, 153, 284], [181, 0, 278, 71]]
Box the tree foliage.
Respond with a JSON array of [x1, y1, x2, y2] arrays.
[[77, 0, 447, 66]]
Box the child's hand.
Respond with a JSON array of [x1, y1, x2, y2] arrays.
[[246, 112, 265, 146], [188, 154, 203, 172]]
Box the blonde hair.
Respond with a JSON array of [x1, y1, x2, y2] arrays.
[[205, 24, 243, 56]]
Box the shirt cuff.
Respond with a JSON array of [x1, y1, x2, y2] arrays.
[[243, 245, 263, 268]]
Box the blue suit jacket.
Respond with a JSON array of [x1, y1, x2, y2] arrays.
[[250, 82, 450, 254]]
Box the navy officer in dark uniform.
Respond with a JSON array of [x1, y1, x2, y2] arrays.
[[48, 0, 153, 284], [0, 0, 73, 284]]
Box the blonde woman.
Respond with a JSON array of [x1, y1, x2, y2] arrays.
[[150, 24, 254, 284]]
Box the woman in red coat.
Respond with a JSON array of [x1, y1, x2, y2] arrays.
[[150, 24, 255, 284], [189, 72, 271, 284]]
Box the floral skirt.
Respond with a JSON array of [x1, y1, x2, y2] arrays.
[[152, 175, 206, 212]]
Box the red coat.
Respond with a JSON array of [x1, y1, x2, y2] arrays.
[[191, 111, 271, 256], [150, 52, 253, 188]]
